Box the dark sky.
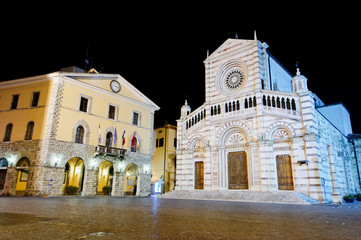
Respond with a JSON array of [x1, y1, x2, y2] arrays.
[[2, 4, 360, 133]]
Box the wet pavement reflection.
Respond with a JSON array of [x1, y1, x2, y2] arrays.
[[0, 196, 360, 239]]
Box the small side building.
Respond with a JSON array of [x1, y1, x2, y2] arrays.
[[151, 124, 177, 194]]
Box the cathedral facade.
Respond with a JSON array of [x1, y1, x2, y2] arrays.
[[176, 38, 361, 203]]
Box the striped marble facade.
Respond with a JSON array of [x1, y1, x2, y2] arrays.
[[176, 38, 360, 203]]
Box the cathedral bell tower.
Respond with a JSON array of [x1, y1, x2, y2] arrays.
[[180, 100, 191, 119], [292, 68, 308, 93]]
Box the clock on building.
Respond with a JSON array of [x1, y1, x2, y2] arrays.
[[110, 80, 121, 93]]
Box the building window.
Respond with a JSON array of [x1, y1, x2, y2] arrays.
[[11, 95, 19, 110], [108, 105, 116, 120], [79, 97, 89, 113], [75, 126, 84, 144], [3, 123, 13, 142], [156, 138, 164, 148], [106, 132, 113, 147], [31, 92, 40, 107], [25, 121, 34, 140], [174, 138, 177, 148], [132, 112, 139, 126]]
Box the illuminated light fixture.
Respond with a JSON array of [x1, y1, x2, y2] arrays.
[[7, 154, 18, 167], [50, 154, 63, 167], [143, 165, 150, 174], [297, 160, 309, 166]]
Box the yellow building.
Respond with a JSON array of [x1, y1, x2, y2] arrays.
[[0, 66, 159, 197], [151, 124, 177, 193]]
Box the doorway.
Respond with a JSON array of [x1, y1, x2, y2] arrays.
[[194, 161, 204, 189], [276, 154, 294, 190], [228, 151, 248, 189]]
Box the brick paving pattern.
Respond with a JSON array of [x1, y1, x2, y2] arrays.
[[0, 196, 360, 239]]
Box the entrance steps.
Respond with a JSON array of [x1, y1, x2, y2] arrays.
[[157, 190, 320, 205]]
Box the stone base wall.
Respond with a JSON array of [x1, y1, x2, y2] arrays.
[[0, 140, 153, 198]]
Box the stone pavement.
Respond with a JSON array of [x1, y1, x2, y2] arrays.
[[0, 196, 361, 239]]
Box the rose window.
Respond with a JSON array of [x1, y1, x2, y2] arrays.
[[224, 68, 245, 91]]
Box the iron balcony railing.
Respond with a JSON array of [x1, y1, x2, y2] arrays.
[[95, 145, 127, 157]]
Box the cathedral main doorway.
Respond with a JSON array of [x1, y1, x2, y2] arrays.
[[276, 155, 294, 190], [228, 151, 248, 190]]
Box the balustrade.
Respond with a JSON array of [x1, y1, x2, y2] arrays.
[[184, 92, 301, 131]]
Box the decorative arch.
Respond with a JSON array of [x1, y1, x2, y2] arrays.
[[104, 126, 116, 147], [216, 121, 252, 146], [265, 121, 296, 140], [187, 134, 206, 150], [72, 120, 90, 144]]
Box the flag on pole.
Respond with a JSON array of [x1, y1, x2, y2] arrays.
[[121, 130, 126, 147], [131, 132, 136, 152], [98, 124, 101, 144], [114, 128, 117, 146]]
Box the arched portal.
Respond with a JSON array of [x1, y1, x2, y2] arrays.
[[0, 158, 8, 192], [62, 157, 85, 195], [16, 157, 30, 195], [124, 164, 139, 196], [97, 161, 114, 195]]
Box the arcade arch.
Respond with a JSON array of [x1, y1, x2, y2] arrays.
[[15, 157, 30, 195], [97, 161, 114, 195], [124, 164, 139, 195], [62, 157, 85, 195]]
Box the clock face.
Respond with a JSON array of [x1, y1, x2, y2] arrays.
[[224, 68, 245, 91], [110, 80, 121, 93]]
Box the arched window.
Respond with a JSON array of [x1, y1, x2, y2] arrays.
[[276, 97, 281, 108], [249, 97, 253, 108], [267, 96, 271, 106], [272, 97, 276, 107], [291, 99, 296, 110], [244, 99, 248, 109], [75, 126, 84, 144], [281, 98, 286, 109], [286, 99, 291, 110], [25, 121, 34, 140], [106, 132, 113, 147], [225, 103, 228, 113], [217, 105, 221, 115], [3, 123, 13, 142], [210, 107, 214, 116], [236, 100, 240, 110], [253, 96, 257, 107], [263, 95, 267, 106]]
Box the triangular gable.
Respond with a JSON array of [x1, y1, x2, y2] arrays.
[[203, 38, 256, 63], [63, 72, 160, 111]]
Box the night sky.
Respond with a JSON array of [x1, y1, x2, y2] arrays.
[[2, 4, 360, 133]]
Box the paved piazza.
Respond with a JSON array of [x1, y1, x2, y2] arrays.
[[1, 196, 361, 239]]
